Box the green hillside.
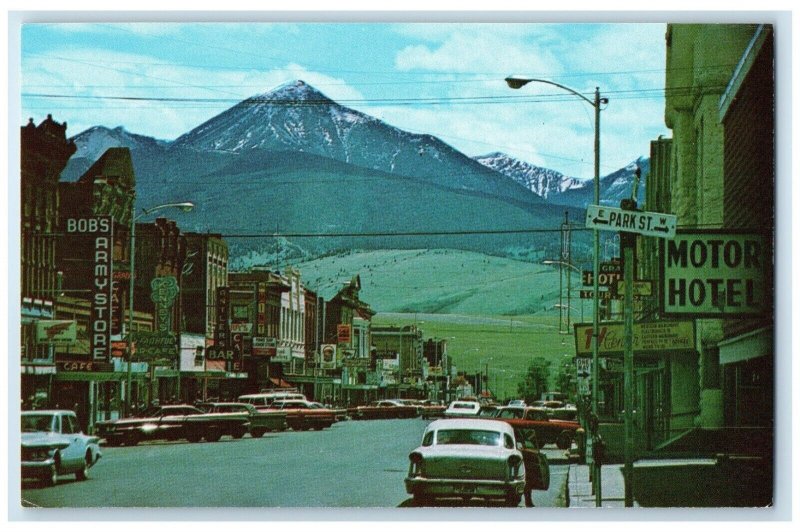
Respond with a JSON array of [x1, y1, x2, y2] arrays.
[[291, 248, 581, 315], [288, 248, 586, 401]]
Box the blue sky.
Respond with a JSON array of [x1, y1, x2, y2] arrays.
[[20, 21, 669, 178]]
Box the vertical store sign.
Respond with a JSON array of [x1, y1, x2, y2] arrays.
[[66, 216, 114, 361], [215, 287, 232, 369]]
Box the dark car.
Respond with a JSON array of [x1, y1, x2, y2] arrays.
[[351, 400, 419, 420], [95, 404, 250, 445], [199, 402, 287, 437]]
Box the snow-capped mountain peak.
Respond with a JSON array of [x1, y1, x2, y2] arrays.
[[474, 152, 585, 199]]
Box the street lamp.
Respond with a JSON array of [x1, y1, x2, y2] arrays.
[[506, 75, 607, 507], [126, 201, 195, 416]]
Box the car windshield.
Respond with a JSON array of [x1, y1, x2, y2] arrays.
[[436, 429, 502, 446], [22, 414, 54, 432], [451, 403, 477, 410]]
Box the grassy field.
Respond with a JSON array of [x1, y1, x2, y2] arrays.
[[372, 312, 578, 402], [293, 248, 579, 316]]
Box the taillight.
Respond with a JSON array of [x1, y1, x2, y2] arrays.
[[409, 452, 424, 477], [508, 454, 522, 478]]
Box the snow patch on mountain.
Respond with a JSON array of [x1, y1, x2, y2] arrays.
[[474, 152, 586, 200]]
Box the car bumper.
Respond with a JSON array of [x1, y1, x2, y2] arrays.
[[405, 477, 525, 497], [21, 459, 56, 477]]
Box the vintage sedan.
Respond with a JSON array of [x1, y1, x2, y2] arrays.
[[351, 400, 419, 420], [269, 400, 338, 430], [443, 400, 482, 418], [199, 402, 287, 437], [492, 406, 580, 449], [21, 410, 102, 486], [405, 418, 526, 506], [96, 404, 250, 445]]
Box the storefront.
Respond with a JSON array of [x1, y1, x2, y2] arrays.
[[53, 358, 149, 434]]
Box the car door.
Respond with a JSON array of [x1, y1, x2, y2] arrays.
[[59, 413, 85, 471]]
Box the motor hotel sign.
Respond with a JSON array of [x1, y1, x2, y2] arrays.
[[660, 231, 769, 317]]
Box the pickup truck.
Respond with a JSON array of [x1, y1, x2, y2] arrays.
[[95, 405, 250, 445], [492, 406, 580, 449], [199, 402, 288, 437]]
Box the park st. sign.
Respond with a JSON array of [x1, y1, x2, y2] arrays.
[[659, 230, 769, 318], [585, 205, 677, 238]]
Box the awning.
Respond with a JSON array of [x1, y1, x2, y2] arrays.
[[718, 326, 772, 365], [268, 377, 294, 388]]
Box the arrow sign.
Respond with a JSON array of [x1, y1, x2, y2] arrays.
[[585, 205, 677, 239]]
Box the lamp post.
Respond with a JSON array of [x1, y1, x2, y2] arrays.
[[506, 76, 606, 507], [125, 201, 195, 416]]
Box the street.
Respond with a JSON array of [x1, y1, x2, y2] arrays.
[[20, 418, 568, 509]]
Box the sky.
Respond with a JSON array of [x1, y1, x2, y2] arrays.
[[19, 20, 669, 179]]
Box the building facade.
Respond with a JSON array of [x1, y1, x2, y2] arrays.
[[20, 115, 76, 407]]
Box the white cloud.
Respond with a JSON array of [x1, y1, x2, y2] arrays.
[[21, 49, 365, 140]]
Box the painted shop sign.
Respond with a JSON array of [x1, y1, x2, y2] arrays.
[[35, 320, 77, 345], [573, 320, 696, 356], [659, 231, 770, 317], [57, 359, 114, 372]]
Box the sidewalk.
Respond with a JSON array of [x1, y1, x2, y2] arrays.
[[567, 462, 637, 508]]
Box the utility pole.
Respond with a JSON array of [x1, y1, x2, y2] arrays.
[[620, 198, 638, 507]]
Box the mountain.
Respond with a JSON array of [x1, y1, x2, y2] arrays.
[[474, 152, 585, 200], [171, 80, 540, 207], [475, 151, 649, 208], [62, 126, 170, 182], [59, 80, 607, 261]]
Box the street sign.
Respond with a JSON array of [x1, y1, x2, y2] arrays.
[[576, 358, 592, 396], [615, 280, 653, 296], [586, 205, 677, 238], [579, 289, 646, 301]]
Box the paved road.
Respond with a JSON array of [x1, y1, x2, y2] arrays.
[[20, 418, 568, 509]]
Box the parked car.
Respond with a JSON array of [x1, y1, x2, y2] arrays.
[[508, 399, 527, 407], [404, 418, 526, 506], [238, 391, 307, 408], [307, 401, 349, 422], [21, 410, 102, 486], [443, 400, 482, 418], [492, 406, 580, 449], [95, 404, 250, 445], [351, 400, 419, 420], [199, 402, 287, 437], [420, 400, 447, 419], [269, 400, 337, 430]]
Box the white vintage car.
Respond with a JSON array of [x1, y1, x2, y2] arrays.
[[443, 400, 482, 418], [21, 410, 102, 486], [405, 418, 526, 506]]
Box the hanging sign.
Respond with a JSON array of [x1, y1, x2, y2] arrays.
[[659, 231, 769, 317]]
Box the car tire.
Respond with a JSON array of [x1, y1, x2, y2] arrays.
[[505, 493, 522, 507], [250, 428, 266, 438], [105, 436, 122, 447], [231, 427, 246, 439], [186, 431, 202, 443], [75, 454, 90, 481], [556, 431, 573, 450], [412, 492, 431, 506], [44, 460, 58, 487], [205, 429, 222, 442], [125, 432, 140, 447]]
